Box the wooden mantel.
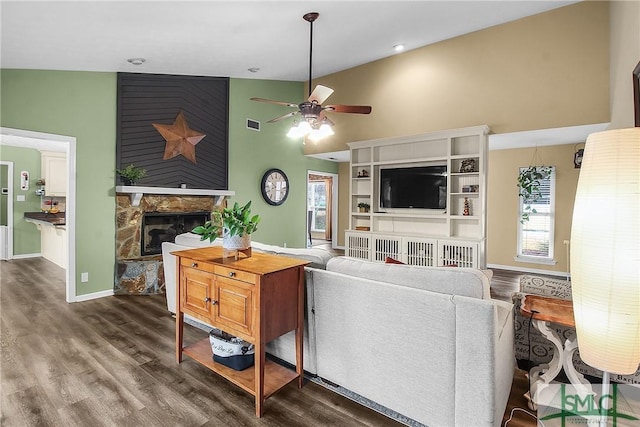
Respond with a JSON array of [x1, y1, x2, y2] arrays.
[[115, 186, 235, 207]]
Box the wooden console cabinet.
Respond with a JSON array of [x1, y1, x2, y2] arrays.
[[173, 246, 309, 417]]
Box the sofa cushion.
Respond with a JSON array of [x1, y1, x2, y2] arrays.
[[326, 256, 491, 299]]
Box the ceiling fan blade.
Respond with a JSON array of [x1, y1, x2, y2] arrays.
[[250, 97, 298, 108], [318, 112, 335, 126], [267, 111, 299, 123], [308, 85, 334, 104], [324, 105, 372, 114]]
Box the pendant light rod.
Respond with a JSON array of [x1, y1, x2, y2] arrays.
[[303, 12, 319, 98]]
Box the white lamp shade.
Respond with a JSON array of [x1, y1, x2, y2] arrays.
[[570, 128, 640, 375]]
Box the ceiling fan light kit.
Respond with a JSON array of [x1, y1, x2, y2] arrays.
[[250, 12, 372, 142]]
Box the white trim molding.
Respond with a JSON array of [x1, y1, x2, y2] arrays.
[[74, 289, 115, 302]]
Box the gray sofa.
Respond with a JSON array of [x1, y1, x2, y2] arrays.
[[271, 257, 514, 427]]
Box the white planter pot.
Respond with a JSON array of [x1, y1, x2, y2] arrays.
[[223, 232, 251, 250]]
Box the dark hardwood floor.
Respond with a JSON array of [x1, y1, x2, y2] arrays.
[[1, 257, 537, 426]]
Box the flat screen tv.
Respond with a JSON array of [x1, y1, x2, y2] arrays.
[[379, 165, 447, 210]]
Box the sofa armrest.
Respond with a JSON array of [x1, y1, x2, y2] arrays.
[[161, 242, 191, 313], [454, 297, 514, 426]]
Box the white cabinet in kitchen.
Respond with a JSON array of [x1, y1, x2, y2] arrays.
[[41, 151, 67, 196], [41, 225, 67, 269]]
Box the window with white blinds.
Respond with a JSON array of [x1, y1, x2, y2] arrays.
[[516, 166, 556, 264]]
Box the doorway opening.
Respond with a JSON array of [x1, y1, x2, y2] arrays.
[[0, 127, 76, 303], [307, 170, 338, 249]]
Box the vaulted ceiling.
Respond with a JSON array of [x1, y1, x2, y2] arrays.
[[1, 1, 578, 81]]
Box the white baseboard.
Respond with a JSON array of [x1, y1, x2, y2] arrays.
[[11, 253, 41, 259], [487, 263, 570, 279], [74, 289, 114, 302]]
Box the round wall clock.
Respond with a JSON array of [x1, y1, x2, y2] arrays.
[[261, 168, 289, 206]]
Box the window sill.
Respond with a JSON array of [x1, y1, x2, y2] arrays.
[[514, 255, 557, 266]]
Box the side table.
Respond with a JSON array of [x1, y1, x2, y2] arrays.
[[520, 294, 595, 410], [174, 246, 309, 417]]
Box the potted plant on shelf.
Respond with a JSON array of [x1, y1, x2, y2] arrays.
[[357, 202, 370, 213], [517, 165, 552, 224], [192, 201, 261, 250], [116, 164, 147, 186]]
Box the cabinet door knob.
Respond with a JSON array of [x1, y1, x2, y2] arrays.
[[228, 271, 235, 277], [204, 297, 211, 302], [191, 262, 198, 268]]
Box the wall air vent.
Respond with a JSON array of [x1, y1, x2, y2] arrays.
[[246, 119, 260, 131]]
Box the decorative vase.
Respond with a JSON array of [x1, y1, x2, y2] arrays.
[[459, 159, 476, 173], [463, 197, 471, 216], [223, 232, 251, 250]]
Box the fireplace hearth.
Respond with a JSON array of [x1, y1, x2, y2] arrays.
[[141, 212, 208, 256]]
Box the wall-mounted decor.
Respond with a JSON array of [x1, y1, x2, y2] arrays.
[[20, 170, 29, 190], [152, 111, 206, 164], [260, 168, 289, 206], [573, 148, 584, 169], [117, 73, 229, 189]]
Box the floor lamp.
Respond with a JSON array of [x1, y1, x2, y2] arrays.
[[570, 128, 640, 424]]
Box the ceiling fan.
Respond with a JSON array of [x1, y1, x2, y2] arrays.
[[250, 12, 372, 140]]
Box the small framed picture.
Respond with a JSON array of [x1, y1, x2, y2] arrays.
[[462, 185, 479, 193]]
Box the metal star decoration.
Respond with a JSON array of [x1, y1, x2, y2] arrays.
[[152, 111, 206, 164]]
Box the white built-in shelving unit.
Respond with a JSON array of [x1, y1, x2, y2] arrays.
[[346, 125, 489, 268]]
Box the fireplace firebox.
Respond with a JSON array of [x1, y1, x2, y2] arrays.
[[141, 212, 209, 256]]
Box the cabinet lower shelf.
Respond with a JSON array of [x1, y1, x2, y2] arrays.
[[182, 337, 300, 399]]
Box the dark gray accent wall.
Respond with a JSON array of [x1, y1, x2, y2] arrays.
[[117, 73, 229, 189]]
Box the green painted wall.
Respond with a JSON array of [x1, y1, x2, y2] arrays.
[[0, 147, 41, 252], [1, 69, 117, 296], [228, 78, 337, 248], [1, 70, 337, 298]]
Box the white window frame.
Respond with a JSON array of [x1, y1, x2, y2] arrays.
[[515, 166, 557, 265]]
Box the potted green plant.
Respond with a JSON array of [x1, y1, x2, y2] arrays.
[[116, 164, 147, 185], [192, 201, 261, 249], [517, 165, 552, 223], [357, 202, 370, 213]]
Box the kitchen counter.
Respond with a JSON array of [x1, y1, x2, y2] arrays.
[[24, 211, 66, 226]]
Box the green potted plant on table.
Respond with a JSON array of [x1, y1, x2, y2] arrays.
[[517, 165, 552, 224], [116, 164, 147, 186], [192, 201, 261, 250]]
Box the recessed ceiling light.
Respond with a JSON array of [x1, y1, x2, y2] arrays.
[[248, 67, 260, 73], [393, 44, 405, 52], [127, 58, 146, 65]]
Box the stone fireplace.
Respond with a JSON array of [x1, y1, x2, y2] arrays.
[[114, 190, 226, 295], [141, 211, 209, 256]]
